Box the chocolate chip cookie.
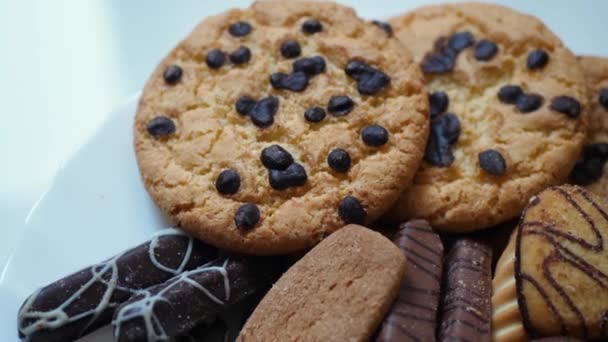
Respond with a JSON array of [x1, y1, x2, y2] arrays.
[[387, 3, 589, 231], [570, 56, 608, 198], [134, 1, 428, 254]]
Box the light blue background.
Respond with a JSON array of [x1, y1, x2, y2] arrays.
[[1, 0, 607, 264]]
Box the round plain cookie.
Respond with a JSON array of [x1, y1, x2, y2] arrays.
[[386, 2, 589, 231], [570, 56, 608, 198], [134, 1, 428, 254]]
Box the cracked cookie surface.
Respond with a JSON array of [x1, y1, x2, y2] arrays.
[[386, 2, 588, 231], [134, 1, 428, 254]]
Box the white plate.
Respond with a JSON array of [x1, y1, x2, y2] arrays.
[[0, 94, 172, 341]]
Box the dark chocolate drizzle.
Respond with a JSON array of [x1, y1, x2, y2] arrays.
[[515, 186, 608, 340]]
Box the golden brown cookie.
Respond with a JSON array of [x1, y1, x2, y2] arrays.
[[386, 3, 589, 232], [493, 185, 608, 341], [570, 56, 608, 197], [134, 1, 428, 254], [236, 225, 405, 341]]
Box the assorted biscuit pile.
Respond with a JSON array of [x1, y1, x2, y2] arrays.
[[17, 1, 608, 341]]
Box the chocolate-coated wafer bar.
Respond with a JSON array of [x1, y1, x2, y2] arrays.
[[376, 219, 444, 342], [17, 229, 217, 342], [438, 238, 492, 342], [112, 256, 283, 342]]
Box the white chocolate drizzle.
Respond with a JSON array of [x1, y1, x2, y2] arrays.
[[112, 259, 231, 342], [18, 228, 201, 341]]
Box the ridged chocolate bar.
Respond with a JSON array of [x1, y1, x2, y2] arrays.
[[438, 238, 492, 342], [376, 219, 444, 342]]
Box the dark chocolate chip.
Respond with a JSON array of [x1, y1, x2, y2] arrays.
[[527, 49, 549, 70], [497, 85, 523, 104], [371, 20, 393, 36], [448, 31, 474, 51], [429, 91, 449, 117], [302, 19, 322, 34], [249, 96, 278, 127], [215, 169, 240, 195], [327, 148, 351, 173], [270, 71, 309, 92], [516, 93, 543, 113], [228, 21, 252, 37], [261, 144, 294, 170], [206, 49, 226, 69], [147, 116, 176, 138], [235, 96, 256, 116], [421, 49, 457, 74], [479, 149, 507, 175], [600, 88, 608, 110], [229, 46, 251, 65], [304, 106, 326, 122], [234, 203, 260, 230], [280, 40, 301, 59], [344, 60, 390, 95], [327, 96, 354, 116], [550, 96, 581, 118], [163, 64, 182, 85], [424, 113, 460, 167], [269, 163, 307, 190], [338, 196, 366, 224], [474, 40, 498, 61], [293, 56, 326, 76], [571, 143, 608, 185], [361, 125, 389, 147]]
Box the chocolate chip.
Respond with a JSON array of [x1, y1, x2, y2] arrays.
[[550, 96, 581, 118], [527, 49, 549, 70], [269, 163, 307, 190], [497, 85, 523, 104], [293, 56, 326, 76], [327, 96, 354, 116], [361, 125, 389, 147], [448, 31, 474, 51], [516, 94, 543, 113], [215, 169, 240, 195], [479, 149, 507, 175], [371, 20, 393, 36], [163, 65, 182, 84], [206, 49, 226, 69], [474, 40, 498, 61], [338, 196, 366, 224], [429, 91, 449, 117], [249, 96, 278, 127], [270, 71, 309, 92], [302, 19, 322, 34], [304, 107, 326, 122], [234, 203, 259, 230], [147, 116, 176, 138], [235, 96, 256, 116], [599, 88, 608, 110], [229, 46, 251, 65], [261, 144, 294, 170], [571, 142, 608, 185], [280, 40, 301, 59], [327, 148, 351, 172], [344, 60, 390, 95], [424, 113, 460, 167], [421, 49, 457, 74], [228, 21, 252, 37]]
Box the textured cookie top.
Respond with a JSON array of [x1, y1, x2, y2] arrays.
[[134, 1, 428, 254], [515, 185, 608, 340], [571, 56, 608, 198], [387, 2, 589, 231], [237, 225, 405, 341]]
